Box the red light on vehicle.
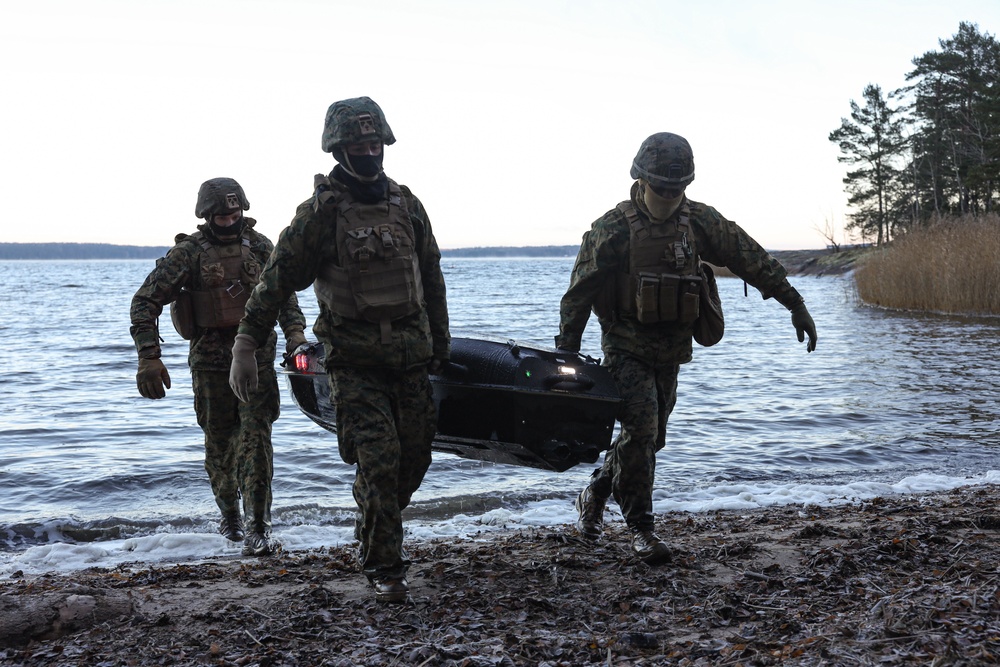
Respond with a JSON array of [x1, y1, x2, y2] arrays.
[[295, 354, 310, 373]]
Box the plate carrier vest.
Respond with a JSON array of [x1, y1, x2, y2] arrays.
[[593, 201, 704, 325], [312, 176, 424, 344], [171, 231, 255, 339]]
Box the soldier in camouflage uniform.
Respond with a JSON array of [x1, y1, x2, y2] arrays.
[[556, 133, 817, 564], [229, 97, 450, 603], [130, 177, 308, 557]]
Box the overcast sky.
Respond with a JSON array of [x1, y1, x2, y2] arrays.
[[2, 0, 997, 250]]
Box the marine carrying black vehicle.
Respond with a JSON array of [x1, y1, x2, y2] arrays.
[[284, 336, 621, 472]]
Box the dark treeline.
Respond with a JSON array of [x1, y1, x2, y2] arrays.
[[441, 246, 579, 258], [0, 243, 579, 260], [829, 21, 1000, 246], [0, 243, 170, 260]]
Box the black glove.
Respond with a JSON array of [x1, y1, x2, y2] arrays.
[[790, 302, 817, 353]]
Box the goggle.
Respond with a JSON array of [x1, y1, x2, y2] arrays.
[[646, 181, 686, 199]]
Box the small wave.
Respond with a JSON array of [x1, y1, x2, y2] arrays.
[[5, 471, 998, 577]]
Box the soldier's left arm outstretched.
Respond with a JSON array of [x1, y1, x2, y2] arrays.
[[695, 205, 817, 352]]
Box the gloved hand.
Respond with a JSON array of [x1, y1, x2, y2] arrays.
[[427, 357, 447, 375], [285, 331, 308, 355], [229, 334, 259, 402], [137, 358, 171, 400], [281, 342, 313, 369], [554, 335, 580, 355], [790, 302, 817, 353]]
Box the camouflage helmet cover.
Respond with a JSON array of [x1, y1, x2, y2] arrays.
[[630, 132, 695, 188], [321, 97, 396, 153], [195, 177, 249, 219]]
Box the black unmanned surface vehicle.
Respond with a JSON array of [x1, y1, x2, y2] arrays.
[[283, 336, 621, 472]]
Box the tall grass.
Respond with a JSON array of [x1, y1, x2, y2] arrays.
[[854, 213, 1000, 315]]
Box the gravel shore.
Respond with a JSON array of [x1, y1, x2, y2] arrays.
[[4, 484, 999, 666]]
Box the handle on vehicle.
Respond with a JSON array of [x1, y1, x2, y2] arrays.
[[542, 372, 595, 391], [435, 361, 469, 380]]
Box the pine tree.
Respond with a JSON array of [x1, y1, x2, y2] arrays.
[[829, 84, 907, 245], [904, 22, 1000, 216]]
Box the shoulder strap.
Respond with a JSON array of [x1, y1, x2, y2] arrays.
[[616, 201, 648, 240], [192, 230, 250, 262], [394, 182, 425, 253], [673, 202, 692, 269]]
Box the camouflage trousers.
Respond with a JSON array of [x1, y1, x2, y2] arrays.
[[192, 368, 279, 532], [331, 365, 435, 579], [589, 352, 679, 532]]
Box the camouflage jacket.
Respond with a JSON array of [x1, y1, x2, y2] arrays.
[[130, 219, 306, 372], [556, 182, 803, 366], [238, 173, 450, 370]]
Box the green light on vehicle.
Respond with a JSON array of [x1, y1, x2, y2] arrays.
[[525, 371, 532, 378]]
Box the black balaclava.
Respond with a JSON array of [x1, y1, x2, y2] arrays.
[[332, 163, 388, 204], [331, 145, 389, 203], [332, 146, 384, 179], [208, 214, 245, 242]]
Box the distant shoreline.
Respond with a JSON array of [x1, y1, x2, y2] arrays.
[[0, 242, 856, 275], [0, 242, 586, 260]]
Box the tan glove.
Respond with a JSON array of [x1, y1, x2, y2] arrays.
[[137, 358, 171, 399], [285, 330, 308, 355], [229, 334, 259, 402], [790, 302, 817, 353]]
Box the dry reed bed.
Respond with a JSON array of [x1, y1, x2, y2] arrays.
[[855, 214, 1000, 315]]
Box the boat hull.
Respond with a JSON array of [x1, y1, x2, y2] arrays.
[[284, 337, 621, 472]]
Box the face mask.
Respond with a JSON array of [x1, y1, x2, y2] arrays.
[[642, 181, 684, 220], [333, 148, 384, 182], [209, 216, 244, 239]]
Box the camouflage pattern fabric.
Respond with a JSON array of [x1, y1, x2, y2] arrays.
[[321, 97, 396, 153], [238, 176, 450, 368], [630, 132, 695, 188], [130, 219, 307, 369], [332, 365, 435, 578], [130, 220, 306, 529], [556, 181, 806, 531], [195, 177, 250, 219], [193, 368, 279, 531], [237, 170, 450, 579], [587, 354, 678, 531], [555, 181, 803, 362]]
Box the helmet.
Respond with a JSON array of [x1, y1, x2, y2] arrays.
[[195, 178, 249, 219], [321, 97, 396, 153], [630, 133, 695, 189]]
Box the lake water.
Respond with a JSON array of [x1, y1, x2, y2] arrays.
[[2, 258, 999, 576]]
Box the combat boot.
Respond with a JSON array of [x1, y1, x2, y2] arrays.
[[574, 485, 606, 540], [242, 530, 276, 557], [219, 511, 244, 542], [371, 575, 408, 603], [631, 530, 672, 565], [242, 507, 275, 557]]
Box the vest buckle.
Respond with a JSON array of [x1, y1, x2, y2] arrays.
[[379, 225, 394, 249], [225, 281, 245, 298]]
